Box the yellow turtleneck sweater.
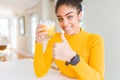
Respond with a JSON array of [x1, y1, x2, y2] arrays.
[[34, 29, 104, 80]]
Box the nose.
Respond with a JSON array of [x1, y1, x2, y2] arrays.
[[62, 19, 68, 26]]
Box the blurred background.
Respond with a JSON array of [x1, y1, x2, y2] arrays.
[[0, 0, 120, 80]]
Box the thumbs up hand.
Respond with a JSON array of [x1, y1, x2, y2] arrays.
[[53, 33, 76, 62]]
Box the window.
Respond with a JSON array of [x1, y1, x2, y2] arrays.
[[19, 16, 25, 35], [30, 14, 38, 54], [9, 18, 17, 49], [0, 17, 17, 49], [0, 18, 8, 37]]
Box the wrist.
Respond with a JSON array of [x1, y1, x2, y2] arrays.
[[65, 54, 80, 66], [67, 51, 76, 62]]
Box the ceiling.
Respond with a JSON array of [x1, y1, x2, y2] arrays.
[[0, 0, 41, 17]]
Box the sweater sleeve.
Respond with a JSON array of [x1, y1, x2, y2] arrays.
[[71, 35, 104, 80], [33, 40, 53, 77]]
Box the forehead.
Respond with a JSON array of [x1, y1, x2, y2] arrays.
[[56, 5, 77, 17]]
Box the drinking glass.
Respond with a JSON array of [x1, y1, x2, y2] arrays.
[[39, 20, 55, 38]]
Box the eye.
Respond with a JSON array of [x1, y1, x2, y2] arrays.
[[58, 18, 63, 22], [67, 15, 73, 20]]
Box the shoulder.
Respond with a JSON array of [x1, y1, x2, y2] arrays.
[[90, 33, 103, 42], [88, 33, 104, 47], [82, 30, 102, 39], [82, 30, 104, 44], [82, 30, 103, 40]]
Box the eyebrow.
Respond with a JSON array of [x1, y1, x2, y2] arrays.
[[57, 12, 73, 17]]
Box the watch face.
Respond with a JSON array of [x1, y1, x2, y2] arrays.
[[65, 54, 80, 66], [70, 54, 80, 65]]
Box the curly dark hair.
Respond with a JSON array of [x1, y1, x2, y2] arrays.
[[55, 0, 83, 14]]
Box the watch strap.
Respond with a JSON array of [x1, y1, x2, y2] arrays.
[[65, 54, 80, 66]]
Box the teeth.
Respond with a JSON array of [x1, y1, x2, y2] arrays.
[[65, 27, 70, 30], [65, 27, 71, 31]]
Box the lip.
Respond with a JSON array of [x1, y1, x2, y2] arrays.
[[64, 26, 72, 33]]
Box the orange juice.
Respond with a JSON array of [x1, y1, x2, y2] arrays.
[[47, 25, 55, 37], [40, 20, 55, 38]]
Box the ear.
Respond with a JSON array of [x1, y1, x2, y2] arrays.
[[78, 11, 83, 21]]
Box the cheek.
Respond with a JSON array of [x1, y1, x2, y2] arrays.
[[72, 20, 79, 26], [72, 16, 79, 24], [59, 22, 64, 29], [72, 21, 80, 30], [59, 22, 62, 26]]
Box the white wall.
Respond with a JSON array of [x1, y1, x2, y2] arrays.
[[84, 0, 120, 80], [40, 0, 61, 32], [16, 0, 57, 55], [16, 5, 39, 55]]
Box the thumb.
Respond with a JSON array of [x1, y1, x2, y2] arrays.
[[61, 32, 68, 43]]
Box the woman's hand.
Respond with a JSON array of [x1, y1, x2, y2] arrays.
[[35, 24, 49, 43], [53, 33, 76, 62]]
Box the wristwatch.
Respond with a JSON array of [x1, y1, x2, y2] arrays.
[[65, 54, 80, 66]]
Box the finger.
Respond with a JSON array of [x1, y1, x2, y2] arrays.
[[36, 32, 48, 41], [52, 53, 56, 59], [38, 24, 45, 28], [53, 43, 56, 48], [36, 24, 44, 30], [52, 47, 56, 54], [61, 32, 68, 43], [38, 28, 47, 33], [36, 24, 46, 35], [38, 31, 48, 36], [52, 45, 56, 58]]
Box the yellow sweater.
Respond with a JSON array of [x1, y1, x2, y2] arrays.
[[34, 29, 104, 80]]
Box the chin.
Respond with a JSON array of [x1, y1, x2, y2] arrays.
[[64, 29, 74, 35]]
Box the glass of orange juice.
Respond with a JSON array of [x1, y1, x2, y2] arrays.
[[40, 20, 55, 38]]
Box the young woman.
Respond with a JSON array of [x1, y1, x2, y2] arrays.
[[34, 0, 104, 80]]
